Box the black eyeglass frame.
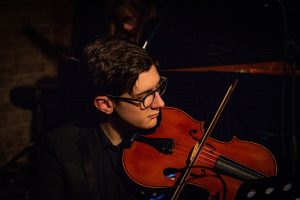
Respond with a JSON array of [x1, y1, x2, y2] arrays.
[[106, 76, 168, 108]]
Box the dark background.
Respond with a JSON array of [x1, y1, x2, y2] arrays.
[[70, 0, 299, 67], [1, 0, 299, 199], [61, 0, 300, 176], [146, 0, 299, 68], [142, 0, 299, 175]]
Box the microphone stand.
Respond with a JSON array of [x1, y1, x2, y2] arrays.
[[142, 19, 162, 49], [142, 0, 172, 50]]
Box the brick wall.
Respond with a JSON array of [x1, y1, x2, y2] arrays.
[[0, 0, 73, 166]]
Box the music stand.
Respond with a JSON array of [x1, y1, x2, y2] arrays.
[[235, 176, 300, 200]]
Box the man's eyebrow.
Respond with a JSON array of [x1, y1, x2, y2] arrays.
[[134, 80, 160, 97], [135, 88, 153, 97]]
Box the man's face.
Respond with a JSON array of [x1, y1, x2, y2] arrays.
[[113, 65, 165, 129]]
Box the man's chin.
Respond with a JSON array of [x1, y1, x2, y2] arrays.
[[140, 119, 157, 130]]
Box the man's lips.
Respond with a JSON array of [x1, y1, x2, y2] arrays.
[[148, 113, 159, 118]]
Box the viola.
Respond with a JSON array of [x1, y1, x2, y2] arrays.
[[122, 107, 277, 200]]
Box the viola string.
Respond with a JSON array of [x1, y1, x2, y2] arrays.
[[195, 158, 216, 168], [176, 143, 260, 177], [172, 144, 265, 180], [172, 144, 219, 164], [198, 149, 266, 179], [171, 146, 218, 167], [173, 140, 263, 177], [167, 148, 265, 181], [192, 153, 264, 181], [174, 142, 221, 161], [173, 143, 212, 160], [198, 155, 216, 168], [199, 148, 262, 177], [174, 142, 222, 159], [162, 139, 265, 180]]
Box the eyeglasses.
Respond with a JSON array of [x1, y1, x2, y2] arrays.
[[107, 76, 167, 109]]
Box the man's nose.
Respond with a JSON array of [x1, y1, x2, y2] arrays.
[[151, 92, 165, 108]]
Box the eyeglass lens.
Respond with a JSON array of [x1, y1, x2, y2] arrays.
[[142, 79, 167, 108]]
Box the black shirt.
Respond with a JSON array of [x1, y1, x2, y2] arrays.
[[96, 128, 139, 200], [32, 123, 140, 200]]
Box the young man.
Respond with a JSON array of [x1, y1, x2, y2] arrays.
[[32, 36, 167, 200]]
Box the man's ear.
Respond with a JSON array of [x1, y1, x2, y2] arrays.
[[94, 96, 114, 114]]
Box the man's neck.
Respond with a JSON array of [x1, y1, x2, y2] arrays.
[[100, 122, 122, 146]]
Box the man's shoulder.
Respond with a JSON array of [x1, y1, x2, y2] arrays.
[[45, 122, 97, 142], [41, 122, 100, 150], [46, 122, 80, 138]]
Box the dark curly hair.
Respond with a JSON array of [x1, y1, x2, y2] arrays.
[[83, 36, 158, 97]]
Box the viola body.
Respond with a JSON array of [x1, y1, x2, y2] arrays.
[[122, 107, 277, 200]]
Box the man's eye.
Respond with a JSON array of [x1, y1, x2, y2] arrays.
[[139, 92, 151, 99], [134, 94, 146, 99]]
